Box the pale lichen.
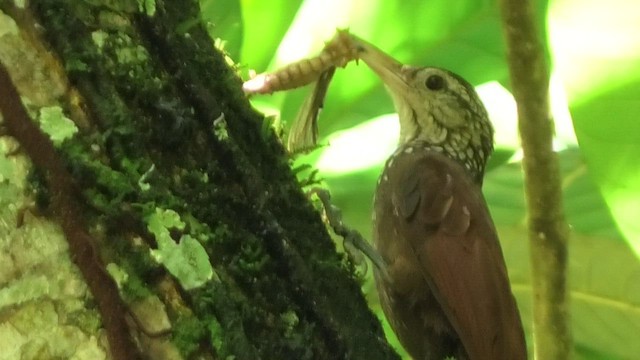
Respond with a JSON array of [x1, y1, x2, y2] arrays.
[[0, 11, 67, 107], [146, 208, 217, 289], [38, 106, 79, 145], [0, 132, 107, 360], [0, 10, 107, 359]]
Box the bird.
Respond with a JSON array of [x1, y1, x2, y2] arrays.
[[353, 37, 527, 360]]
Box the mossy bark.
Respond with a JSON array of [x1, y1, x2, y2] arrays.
[[0, 1, 398, 359]]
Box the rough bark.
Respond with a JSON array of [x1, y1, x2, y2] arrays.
[[0, 1, 398, 359]]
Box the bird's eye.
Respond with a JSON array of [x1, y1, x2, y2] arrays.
[[425, 74, 445, 91]]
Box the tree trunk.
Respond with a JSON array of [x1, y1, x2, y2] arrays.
[[0, 1, 398, 359]]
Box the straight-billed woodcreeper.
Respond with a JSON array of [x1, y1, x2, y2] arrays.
[[355, 38, 527, 359], [242, 30, 527, 359]]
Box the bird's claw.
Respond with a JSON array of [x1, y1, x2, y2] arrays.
[[308, 187, 389, 282]]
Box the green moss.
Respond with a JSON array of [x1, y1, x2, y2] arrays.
[[189, 284, 261, 359], [207, 316, 224, 354], [26, 167, 50, 210], [90, 30, 108, 49], [116, 253, 156, 301], [278, 310, 299, 337], [172, 314, 207, 356], [97, 10, 131, 32], [212, 113, 230, 141], [83, 0, 138, 13], [137, 0, 156, 16]]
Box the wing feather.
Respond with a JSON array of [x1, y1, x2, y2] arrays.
[[389, 150, 526, 359]]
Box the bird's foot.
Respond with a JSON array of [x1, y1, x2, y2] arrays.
[[308, 187, 389, 282]]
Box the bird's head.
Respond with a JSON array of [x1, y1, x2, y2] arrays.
[[354, 38, 494, 182]]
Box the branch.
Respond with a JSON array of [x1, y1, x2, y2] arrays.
[[499, 0, 572, 358]]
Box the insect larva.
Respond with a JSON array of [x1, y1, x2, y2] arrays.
[[242, 57, 330, 94], [244, 30, 365, 152], [243, 29, 360, 95]]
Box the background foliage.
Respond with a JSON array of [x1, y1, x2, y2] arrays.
[[203, 0, 640, 358]]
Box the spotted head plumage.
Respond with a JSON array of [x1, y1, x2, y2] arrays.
[[376, 65, 494, 183], [356, 42, 494, 184]]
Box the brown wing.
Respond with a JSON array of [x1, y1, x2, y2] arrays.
[[389, 149, 526, 359]]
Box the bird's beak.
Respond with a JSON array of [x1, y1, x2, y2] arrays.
[[352, 36, 411, 96]]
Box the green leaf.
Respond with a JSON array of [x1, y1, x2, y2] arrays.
[[549, 0, 640, 256], [201, 0, 244, 60], [504, 227, 640, 360], [239, 0, 303, 69], [473, 151, 639, 360], [571, 80, 640, 256], [548, 0, 640, 105]]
